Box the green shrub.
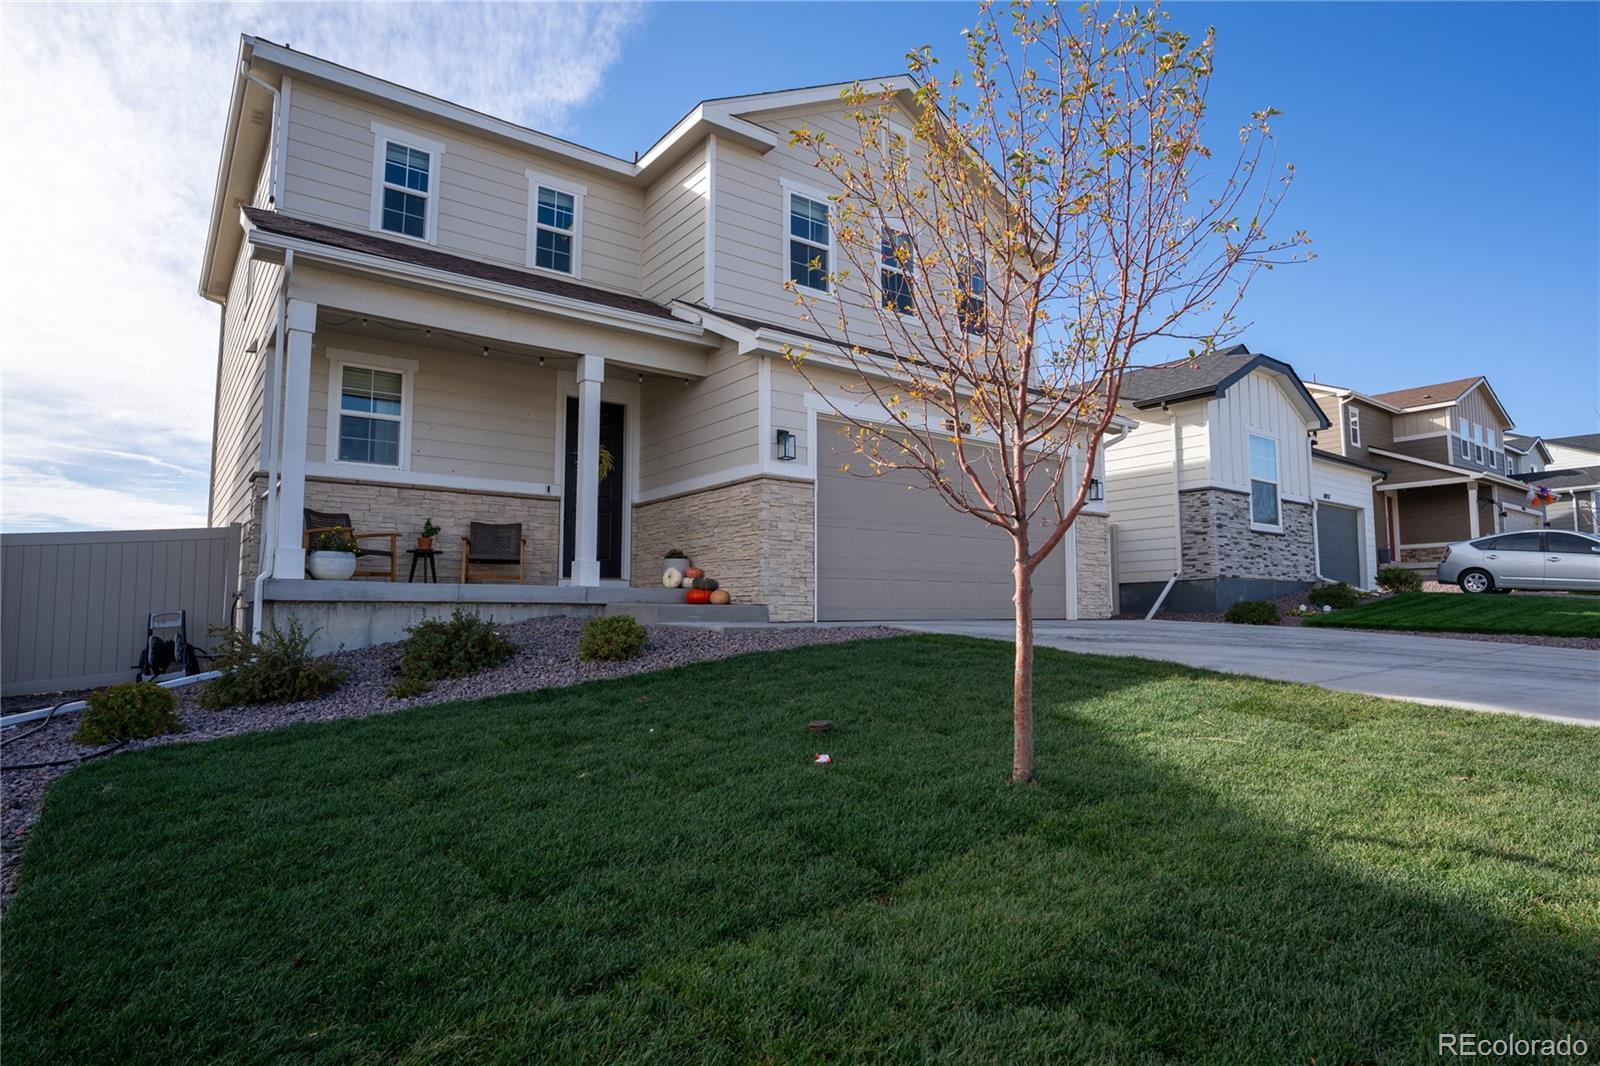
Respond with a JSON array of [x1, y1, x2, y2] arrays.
[[1224, 600, 1280, 625], [201, 621, 345, 710], [309, 528, 357, 553], [579, 616, 647, 662], [1376, 566, 1423, 594], [1308, 582, 1361, 610], [388, 610, 514, 698], [74, 682, 180, 746]]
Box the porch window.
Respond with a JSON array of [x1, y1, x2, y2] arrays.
[[1248, 433, 1281, 529], [880, 227, 915, 314], [1347, 406, 1360, 447], [369, 124, 444, 244], [786, 189, 832, 294], [337, 366, 405, 466], [526, 170, 585, 276]]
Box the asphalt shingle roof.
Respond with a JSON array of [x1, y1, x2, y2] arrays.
[[1368, 376, 1482, 410], [1116, 345, 1258, 406], [1511, 466, 1600, 490], [1547, 433, 1600, 454]]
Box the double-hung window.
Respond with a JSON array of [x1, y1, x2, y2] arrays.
[[958, 257, 987, 335], [1458, 417, 1471, 460], [1248, 433, 1281, 529], [370, 124, 444, 243], [1347, 406, 1360, 447], [526, 170, 585, 276], [335, 365, 407, 467], [785, 186, 832, 294], [1472, 423, 1484, 462], [880, 227, 915, 314]]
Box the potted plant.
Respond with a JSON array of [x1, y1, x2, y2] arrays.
[[662, 548, 689, 576], [307, 527, 359, 580], [417, 518, 440, 551], [685, 576, 718, 605]]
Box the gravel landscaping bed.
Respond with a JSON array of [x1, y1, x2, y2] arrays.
[[0, 617, 897, 909]]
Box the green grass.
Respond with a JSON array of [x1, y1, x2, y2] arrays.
[[1304, 591, 1600, 637], [5, 636, 1597, 1064]]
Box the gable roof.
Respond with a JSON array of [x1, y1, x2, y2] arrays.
[[1504, 433, 1554, 462], [1117, 345, 1329, 428], [1369, 376, 1484, 410], [1547, 433, 1600, 454]]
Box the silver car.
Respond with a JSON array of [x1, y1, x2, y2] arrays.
[[1437, 530, 1600, 593]]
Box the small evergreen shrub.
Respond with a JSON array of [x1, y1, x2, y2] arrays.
[[1308, 582, 1361, 610], [201, 621, 345, 710], [1376, 566, 1423, 594], [74, 682, 180, 746], [579, 616, 647, 662], [1224, 600, 1280, 625], [388, 610, 514, 698]]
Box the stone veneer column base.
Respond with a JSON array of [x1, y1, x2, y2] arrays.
[[632, 476, 815, 621], [1073, 512, 1112, 619]]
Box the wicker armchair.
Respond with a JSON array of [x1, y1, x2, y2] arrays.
[[461, 522, 525, 583], [303, 508, 397, 581]]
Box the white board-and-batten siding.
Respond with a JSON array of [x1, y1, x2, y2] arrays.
[[1207, 370, 1314, 503]]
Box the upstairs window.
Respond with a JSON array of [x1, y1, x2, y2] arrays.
[[1347, 406, 1360, 447], [370, 124, 444, 243], [1248, 433, 1281, 530], [336, 365, 406, 467], [1457, 417, 1471, 460], [786, 187, 832, 294], [1472, 423, 1484, 462], [1485, 428, 1497, 467], [1507, 453, 1519, 475], [958, 258, 987, 335], [880, 227, 915, 314], [527, 171, 585, 276]]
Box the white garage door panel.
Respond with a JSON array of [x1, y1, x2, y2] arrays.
[[818, 423, 1067, 621]]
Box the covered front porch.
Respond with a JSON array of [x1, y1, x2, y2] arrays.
[[1380, 475, 1539, 566]]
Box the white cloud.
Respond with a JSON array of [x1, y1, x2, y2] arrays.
[[0, 1, 645, 531]]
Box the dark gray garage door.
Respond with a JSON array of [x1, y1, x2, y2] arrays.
[[1316, 504, 1361, 586], [816, 423, 1067, 621]]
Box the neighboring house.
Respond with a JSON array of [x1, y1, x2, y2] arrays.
[[1103, 346, 1383, 614], [1513, 434, 1599, 533], [1503, 433, 1552, 476], [1543, 433, 1600, 470], [201, 37, 1117, 635], [1306, 375, 1541, 564]]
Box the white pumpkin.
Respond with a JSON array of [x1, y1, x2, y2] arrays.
[[662, 567, 683, 589], [681, 575, 695, 588]]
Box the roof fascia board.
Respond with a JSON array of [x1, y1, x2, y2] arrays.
[[721, 76, 917, 119], [1463, 377, 1515, 430], [199, 38, 253, 300], [635, 104, 777, 174]]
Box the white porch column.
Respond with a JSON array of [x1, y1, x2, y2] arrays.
[[272, 299, 317, 577], [571, 354, 605, 586], [1467, 482, 1480, 538]]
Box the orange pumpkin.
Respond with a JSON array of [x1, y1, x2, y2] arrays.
[[685, 588, 712, 605], [684, 566, 704, 580], [709, 589, 731, 605]]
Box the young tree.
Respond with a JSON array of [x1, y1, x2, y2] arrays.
[[786, 0, 1307, 782]]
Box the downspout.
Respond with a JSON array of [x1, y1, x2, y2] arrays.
[[251, 248, 293, 640], [1144, 405, 1182, 620], [239, 61, 281, 206]]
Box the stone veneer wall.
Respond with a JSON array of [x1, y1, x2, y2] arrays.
[[240, 473, 559, 600], [632, 476, 815, 621], [1073, 513, 1112, 619], [1178, 487, 1316, 583]]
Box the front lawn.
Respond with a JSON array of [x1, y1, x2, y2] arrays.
[[1304, 591, 1600, 637], [5, 636, 1597, 1063]]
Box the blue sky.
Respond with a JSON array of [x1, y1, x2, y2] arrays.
[[1, 2, 1594, 531]]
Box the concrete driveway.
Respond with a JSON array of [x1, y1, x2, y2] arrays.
[[889, 620, 1600, 726]]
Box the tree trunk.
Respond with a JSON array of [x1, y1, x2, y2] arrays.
[[1011, 549, 1035, 784]]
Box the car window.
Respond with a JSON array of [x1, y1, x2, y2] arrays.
[[1547, 532, 1599, 554], [1485, 532, 1543, 552]]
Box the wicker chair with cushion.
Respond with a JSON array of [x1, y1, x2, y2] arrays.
[[303, 508, 398, 581], [461, 522, 525, 584]]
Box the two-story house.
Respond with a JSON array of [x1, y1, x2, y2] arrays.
[[1514, 433, 1599, 533], [201, 37, 1117, 645], [1307, 375, 1542, 565]]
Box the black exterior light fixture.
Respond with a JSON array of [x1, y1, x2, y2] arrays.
[[1088, 477, 1104, 502], [775, 429, 797, 462]]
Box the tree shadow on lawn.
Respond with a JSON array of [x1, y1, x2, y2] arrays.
[[3, 635, 1595, 1064]]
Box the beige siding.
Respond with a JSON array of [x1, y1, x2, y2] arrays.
[[1393, 406, 1451, 438], [1105, 413, 1179, 583], [1311, 456, 1379, 588], [1207, 369, 1315, 502], [637, 341, 760, 494], [641, 142, 707, 303], [306, 332, 558, 485], [211, 244, 281, 530], [281, 82, 643, 293], [1311, 394, 1343, 454]]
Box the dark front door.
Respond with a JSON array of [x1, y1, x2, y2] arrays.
[[563, 397, 626, 580]]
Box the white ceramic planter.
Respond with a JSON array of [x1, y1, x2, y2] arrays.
[[307, 551, 358, 580]]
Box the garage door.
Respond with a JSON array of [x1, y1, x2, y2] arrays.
[[817, 423, 1067, 620], [1316, 504, 1361, 586], [1502, 509, 1540, 532]]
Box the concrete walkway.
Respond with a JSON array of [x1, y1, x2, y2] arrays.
[[885, 620, 1600, 726]]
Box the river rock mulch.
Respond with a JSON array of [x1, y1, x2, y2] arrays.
[[0, 618, 898, 910]]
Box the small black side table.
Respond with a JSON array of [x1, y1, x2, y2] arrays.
[[407, 548, 439, 583]]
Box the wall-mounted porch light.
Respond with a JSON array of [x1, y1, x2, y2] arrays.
[[1088, 477, 1104, 502], [775, 429, 797, 462]]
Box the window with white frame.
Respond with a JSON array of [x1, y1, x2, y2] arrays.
[[958, 257, 987, 335], [370, 125, 444, 243], [1472, 423, 1484, 462], [1347, 406, 1361, 447], [786, 189, 832, 293], [880, 227, 915, 314], [1248, 433, 1281, 529], [1507, 453, 1519, 475], [335, 365, 407, 467], [1485, 428, 1497, 467], [1458, 416, 1471, 460], [526, 171, 584, 276]]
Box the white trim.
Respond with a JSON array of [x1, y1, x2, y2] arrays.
[[780, 177, 838, 300], [323, 351, 416, 470], [1375, 477, 1475, 491], [272, 75, 292, 205], [1247, 432, 1282, 532], [306, 462, 555, 497], [1392, 430, 1450, 442], [552, 369, 639, 583], [368, 121, 445, 245], [703, 135, 717, 307], [525, 168, 586, 278], [1347, 405, 1360, 448], [634, 462, 772, 504], [878, 218, 916, 317]]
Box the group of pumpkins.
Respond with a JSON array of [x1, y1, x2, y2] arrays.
[[662, 557, 732, 605]]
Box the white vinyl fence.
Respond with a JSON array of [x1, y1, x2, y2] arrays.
[[1, 526, 241, 696]]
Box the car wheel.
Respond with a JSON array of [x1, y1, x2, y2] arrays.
[[1459, 569, 1494, 594]]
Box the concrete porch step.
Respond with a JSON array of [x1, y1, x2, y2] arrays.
[[604, 602, 770, 624]]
